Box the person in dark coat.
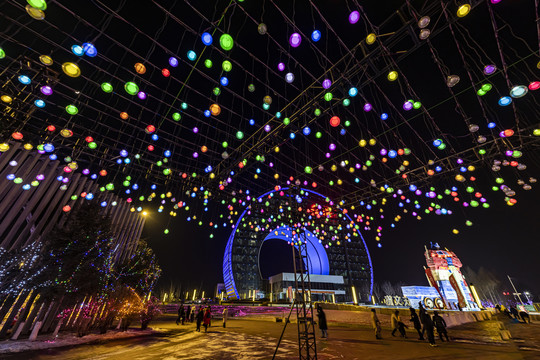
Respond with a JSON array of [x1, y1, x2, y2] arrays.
[[519, 311, 530, 324], [371, 309, 382, 339], [196, 307, 204, 332], [185, 305, 191, 323], [432, 311, 449, 341], [176, 304, 185, 325], [316, 305, 328, 338], [421, 311, 437, 347], [409, 308, 424, 340], [418, 302, 427, 337], [510, 307, 519, 320]]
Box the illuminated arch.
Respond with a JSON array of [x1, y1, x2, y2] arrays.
[[222, 187, 373, 300]]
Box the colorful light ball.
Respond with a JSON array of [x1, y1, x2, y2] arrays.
[[456, 4, 471, 17], [248, 84, 255, 92], [162, 68, 170, 77], [209, 104, 221, 116], [311, 30, 321, 42], [124, 82, 139, 95], [71, 45, 84, 56], [363, 103, 372, 112], [201, 32, 213, 45], [137, 91, 147, 100], [387, 71, 398, 81], [120, 112, 129, 120], [330, 116, 340, 127], [483, 64, 496, 75], [145, 125, 156, 134], [322, 79, 332, 89], [349, 11, 360, 24], [101, 82, 113, 93], [509, 85, 528, 98], [366, 33, 376, 45], [12, 132, 23, 140], [403, 101, 413, 111], [187, 50, 197, 61], [82, 43, 97, 57], [39, 55, 52, 65], [62, 62, 81, 77], [257, 23, 268, 35], [498, 96, 512, 106], [26, 5, 45, 20], [278, 62, 285, 71], [289, 33, 301, 47], [529, 81, 540, 91], [220, 34, 234, 50], [40, 85, 53, 95], [285, 73, 295, 83]]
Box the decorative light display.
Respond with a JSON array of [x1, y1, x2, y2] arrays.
[[0, 0, 535, 305]]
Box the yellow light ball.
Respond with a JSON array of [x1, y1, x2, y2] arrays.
[[62, 62, 81, 77], [387, 71, 398, 81]]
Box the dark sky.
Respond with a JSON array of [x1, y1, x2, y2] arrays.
[[144, 176, 540, 297], [2, 0, 537, 300], [137, 0, 540, 299]]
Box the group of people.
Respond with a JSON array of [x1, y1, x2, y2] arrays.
[[370, 303, 449, 347], [496, 304, 531, 324], [176, 305, 230, 332]]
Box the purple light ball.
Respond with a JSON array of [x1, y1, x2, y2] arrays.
[[403, 101, 413, 111], [193, 127, 199, 133], [329, 143, 336, 151], [193, 152, 199, 158], [137, 91, 147, 100], [289, 33, 302, 48], [363, 103, 373, 112], [278, 62, 285, 71], [322, 79, 332, 89], [40, 85, 53, 96], [264, 124, 271, 132], [349, 11, 360, 24]]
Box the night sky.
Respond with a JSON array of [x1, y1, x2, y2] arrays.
[[135, 0, 540, 299], [2, 0, 537, 300]]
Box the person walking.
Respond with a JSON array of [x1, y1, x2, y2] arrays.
[[203, 307, 211, 332], [421, 311, 437, 347], [410, 308, 424, 340], [176, 304, 185, 325], [190, 306, 195, 323], [196, 307, 204, 332], [185, 305, 191, 324], [432, 311, 449, 341], [391, 310, 406, 337], [222, 307, 229, 328], [371, 309, 382, 339], [316, 305, 328, 338]]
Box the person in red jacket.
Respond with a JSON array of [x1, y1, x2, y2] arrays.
[[203, 307, 212, 332]]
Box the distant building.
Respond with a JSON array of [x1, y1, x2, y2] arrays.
[[269, 272, 346, 302]]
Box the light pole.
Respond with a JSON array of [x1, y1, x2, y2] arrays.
[[507, 275, 524, 306]]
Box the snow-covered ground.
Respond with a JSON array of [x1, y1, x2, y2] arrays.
[[0, 328, 156, 355]]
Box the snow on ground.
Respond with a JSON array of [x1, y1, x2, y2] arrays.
[[0, 328, 156, 354]]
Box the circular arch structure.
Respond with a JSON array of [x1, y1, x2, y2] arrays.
[[222, 187, 373, 301]]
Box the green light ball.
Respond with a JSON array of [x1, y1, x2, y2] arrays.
[[219, 34, 234, 51], [124, 82, 139, 95], [101, 82, 113, 93]]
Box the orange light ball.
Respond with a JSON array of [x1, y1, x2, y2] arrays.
[[209, 104, 221, 116], [134, 63, 146, 74], [201, 146, 208, 153], [99, 170, 107, 176], [120, 112, 128, 120]]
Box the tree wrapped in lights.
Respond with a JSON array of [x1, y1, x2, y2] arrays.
[[39, 202, 115, 298]]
